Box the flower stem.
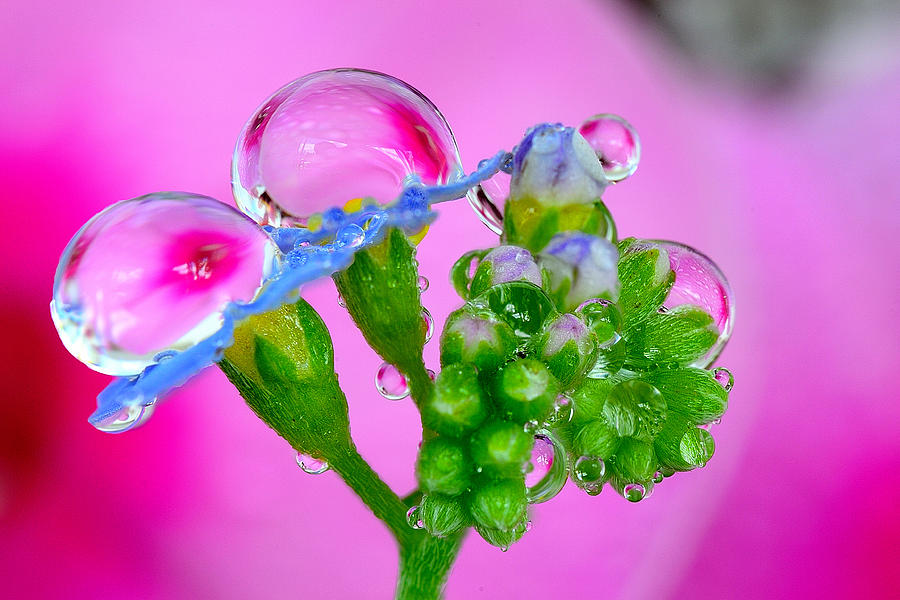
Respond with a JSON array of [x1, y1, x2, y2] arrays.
[[395, 532, 464, 600]]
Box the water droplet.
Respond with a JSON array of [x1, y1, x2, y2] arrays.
[[524, 520, 533, 532], [295, 452, 329, 474], [422, 308, 434, 343], [465, 168, 509, 235], [93, 402, 156, 433], [572, 455, 606, 495], [233, 69, 462, 227], [578, 114, 640, 182], [406, 505, 424, 529], [652, 470, 664, 484], [426, 369, 436, 381], [712, 417, 722, 426], [622, 482, 648, 502], [546, 395, 574, 426], [51, 193, 279, 376], [525, 431, 569, 504], [713, 367, 734, 392], [631, 240, 734, 367], [375, 362, 410, 400], [417, 275, 429, 292], [336, 223, 366, 248], [337, 293, 347, 308]]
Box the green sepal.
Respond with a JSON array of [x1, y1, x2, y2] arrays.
[[468, 477, 527, 531], [439, 306, 518, 373], [602, 380, 667, 442], [569, 376, 622, 425], [474, 521, 528, 550], [613, 438, 657, 482], [333, 228, 428, 380], [653, 412, 716, 471], [573, 419, 620, 458], [617, 240, 675, 327], [625, 306, 720, 369], [219, 299, 350, 456], [469, 421, 533, 477], [450, 249, 490, 299], [645, 368, 728, 424], [420, 494, 470, 537], [492, 358, 559, 423], [503, 196, 616, 253], [416, 437, 473, 496], [421, 363, 488, 438], [470, 281, 558, 340]]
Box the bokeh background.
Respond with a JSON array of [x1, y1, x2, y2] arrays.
[[2, 1, 898, 598]]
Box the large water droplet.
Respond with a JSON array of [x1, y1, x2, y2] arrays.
[[578, 114, 640, 182], [92, 402, 156, 433], [465, 163, 510, 235], [632, 240, 734, 367], [51, 193, 279, 376], [233, 69, 463, 227], [525, 430, 568, 503], [295, 452, 329, 474], [375, 362, 410, 400], [572, 455, 606, 496]]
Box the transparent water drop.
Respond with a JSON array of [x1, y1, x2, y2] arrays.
[[337, 293, 347, 308], [526, 430, 568, 503], [375, 362, 410, 400], [336, 223, 366, 248], [631, 240, 734, 367], [546, 395, 574, 426], [92, 402, 156, 433], [426, 369, 436, 381], [417, 275, 429, 292], [233, 68, 463, 227], [578, 114, 641, 182], [652, 470, 664, 484], [406, 505, 424, 529], [622, 482, 648, 502], [295, 452, 329, 474], [572, 455, 606, 494], [51, 193, 279, 376], [422, 308, 434, 343], [713, 367, 734, 392], [465, 160, 510, 235]]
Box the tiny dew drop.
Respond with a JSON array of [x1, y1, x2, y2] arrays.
[[336, 223, 366, 248], [546, 395, 574, 426], [417, 275, 429, 292], [295, 452, 329, 474], [337, 293, 347, 308], [93, 402, 156, 433], [422, 308, 434, 343], [524, 520, 533, 532], [426, 368, 436, 381], [713, 367, 734, 392], [622, 482, 647, 502], [652, 470, 664, 484], [406, 506, 424, 529], [375, 362, 410, 400], [572, 455, 606, 494]]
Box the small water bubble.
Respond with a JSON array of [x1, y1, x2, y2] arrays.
[[546, 395, 574, 426], [713, 367, 734, 392], [93, 402, 156, 433], [622, 482, 647, 502], [422, 308, 434, 343], [466, 169, 509, 235], [584, 483, 602, 496], [336, 223, 365, 248], [652, 470, 664, 484], [525, 431, 568, 504], [375, 362, 410, 400], [417, 275, 429, 292], [572, 455, 606, 494], [337, 293, 347, 308], [426, 369, 436, 381], [578, 114, 641, 182], [712, 417, 722, 426], [698, 423, 712, 431], [406, 505, 424, 529], [295, 452, 329, 474]]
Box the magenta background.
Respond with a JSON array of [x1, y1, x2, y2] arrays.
[[1, 1, 898, 598]]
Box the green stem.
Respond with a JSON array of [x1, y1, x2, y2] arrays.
[[395, 533, 464, 600]]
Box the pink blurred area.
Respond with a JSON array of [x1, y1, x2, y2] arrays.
[[1, 1, 898, 598]]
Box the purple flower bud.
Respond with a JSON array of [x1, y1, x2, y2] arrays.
[[540, 232, 619, 311], [469, 245, 542, 297]]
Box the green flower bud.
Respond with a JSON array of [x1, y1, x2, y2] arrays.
[[421, 363, 488, 437], [645, 368, 728, 424], [440, 306, 517, 373], [469, 478, 527, 531], [420, 494, 469, 537], [602, 380, 667, 442], [531, 313, 597, 387], [493, 359, 559, 423], [470, 421, 533, 477], [616, 240, 675, 327], [653, 413, 716, 471], [613, 438, 657, 482], [416, 438, 473, 496], [470, 281, 558, 339], [573, 419, 620, 458], [576, 299, 622, 345], [625, 306, 720, 369], [469, 245, 543, 298], [474, 520, 529, 550]]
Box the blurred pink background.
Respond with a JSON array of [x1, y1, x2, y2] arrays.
[[2, 1, 898, 598]]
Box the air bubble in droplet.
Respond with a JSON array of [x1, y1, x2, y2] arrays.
[[233, 69, 462, 227], [422, 308, 434, 343], [375, 362, 410, 400], [525, 431, 568, 503], [51, 193, 279, 376], [578, 114, 641, 182], [713, 367, 734, 392], [295, 452, 329, 474], [93, 402, 156, 433], [406, 505, 424, 529]]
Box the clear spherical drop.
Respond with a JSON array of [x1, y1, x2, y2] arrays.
[[713, 367, 734, 392], [92, 402, 156, 433], [652, 470, 664, 484], [406, 505, 424, 529], [233, 68, 463, 227], [375, 362, 410, 400], [525, 430, 568, 504], [422, 308, 435, 343], [546, 395, 574, 426], [51, 193, 279, 376], [578, 114, 641, 182], [622, 482, 648, 502], [417, 275, 429, 292], [572, 455, 606, 494], [295, 452, 329, 474], [634, 240, 734, 367], [465, 166, 509, 235]]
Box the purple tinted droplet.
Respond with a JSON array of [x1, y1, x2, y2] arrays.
[[578, 114, 641, 182], [233, 69, 462, 227], [422, 308, 435, 343], [51, 192, 278, 376], [295, 452, 329, 474], [525, 431, 568, 504], [375, 362, 410, 400]]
